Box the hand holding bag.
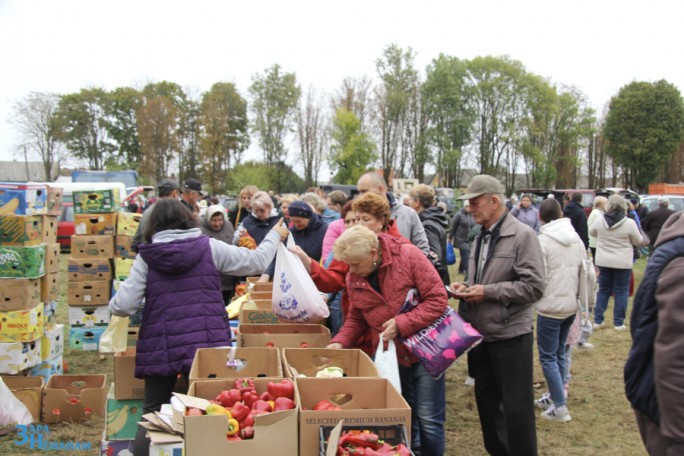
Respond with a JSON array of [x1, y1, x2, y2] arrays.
[[374, 332, 402, 394], [399, 288, 483, 379], [99, 315, 130, 353], [272, 234, 330, 323]]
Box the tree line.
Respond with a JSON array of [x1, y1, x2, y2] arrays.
[[11, 44, 684, 195]]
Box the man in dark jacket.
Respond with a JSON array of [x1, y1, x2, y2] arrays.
[[563, 192, 589, 249], [632, 198, 649, 222], [625, 212, 684, 455], [450, 202, 476, 275], [642, 198, 676, 250], [409, 184, 450, 285], [130, 179, 180, 253]]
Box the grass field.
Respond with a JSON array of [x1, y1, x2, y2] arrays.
[[0, 254, 649, 455]]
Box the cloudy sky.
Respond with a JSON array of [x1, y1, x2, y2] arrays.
[[1, 0, 682, 170]]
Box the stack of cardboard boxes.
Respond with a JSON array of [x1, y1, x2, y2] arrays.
[[0, 182, 64, 421], [67, 189, 119, 351]]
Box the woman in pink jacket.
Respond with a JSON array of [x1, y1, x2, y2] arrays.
[[327, 224, 448, 455]]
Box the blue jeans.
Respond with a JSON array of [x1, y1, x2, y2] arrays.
[[594, 267, 632, 326], [458, 247, 470, 274], [399, 362, 445, 456], [537, 315, 575, 407]]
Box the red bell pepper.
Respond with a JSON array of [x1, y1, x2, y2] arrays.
[[218, 389, 242, 407], [313, 399, 341, 411], [267, 379, 294, 399], [226, 435, 241, 442], [230, 401, 250, 422], [239, 425, 254, 440], [252, 400, 273, 413], [233, 377, 256, 394], [240, 412, 255, 427], [274, 397, 296, 411], [242, 390, 258, 409], [259, 391, 275, 402], [342, 432, 381, 449]]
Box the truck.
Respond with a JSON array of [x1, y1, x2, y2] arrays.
[[72, 170, 138, 188]]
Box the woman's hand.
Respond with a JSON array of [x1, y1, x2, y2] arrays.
[[327, 342, 344, 350], [271, 218, 289, 242], [289, 245, 313, 273], [381, 318, 398, 341]]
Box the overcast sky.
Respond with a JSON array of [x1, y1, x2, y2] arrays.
[[1, 0, 682, 172]]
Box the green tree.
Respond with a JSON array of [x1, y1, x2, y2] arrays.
[[423, 54, 474, 187], [54, 88, 113, 170], [105, 86, 143, 168], [604, 80, 684, 192], [249, 64, 301, 164], [198, 82, 250, 193], [329, 108, 377, 184], [137, 96, 178, 182], [227, 161, 305, 194], [11, 92, 63, 181]]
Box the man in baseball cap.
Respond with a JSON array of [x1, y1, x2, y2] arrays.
[[457, 174, 505, 200], [181, 178, 205, 214]]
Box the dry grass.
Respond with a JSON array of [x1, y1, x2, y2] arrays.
[[0, 255, 648, 455]]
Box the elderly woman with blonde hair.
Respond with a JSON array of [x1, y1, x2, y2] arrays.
[[587, 196, 608, 262], [327, 224, 448, 455]]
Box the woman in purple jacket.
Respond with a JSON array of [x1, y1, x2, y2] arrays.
[[110, 199, 288, 456]]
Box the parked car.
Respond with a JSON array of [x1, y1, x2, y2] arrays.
[[640, 194, 684, 212]]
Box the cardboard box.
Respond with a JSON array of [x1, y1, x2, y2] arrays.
[[74, 213, 117, 236], [40, 272, 59, 303], [30, 354, 63, 383], [40, 324, 64, 361], [179, 378, 298, 456], [116, 212, 142, 236], [237, 324, 331, 349], [73, 189, 120, 214], [70, 235, 115, 259], [0, 339, 41, 374], [44, 242, 60, 274], [0, 214, 43, 246], [114, 235, 136, 259], [238, 299, 281, 325], [68, 304, 111, 327], [249, 291, 272, 301], [0, 244, 46, 279], [0, 182, 47, 215], [1, 375, 44, 420], [44, 300, 58, 330], [114, 257, 134, 280], [42, 374, 107, 424], [248, 281, 273, 293], [68, 280, 111, 306], [100, 439, 135, 456], [67, 257, 112, 281], [41, 214, 58, 244], [282, 348, 379, 379], [114, 347, 145, 400], [106, 384, 144, 440], [0, 278, 41, 311], [68, 326, 106, 351], [46, 185, 63, 216], [189, 347, 283, 384], [0, 302, 44, 343], [297, 377, 412, 456], [127, 327, 139, 347]]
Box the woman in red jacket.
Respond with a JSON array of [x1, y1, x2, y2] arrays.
[[328, 224, 448, 456]]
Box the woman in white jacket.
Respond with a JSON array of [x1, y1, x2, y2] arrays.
[[534, 198, 589, 423], [589, 194, 643, 331]]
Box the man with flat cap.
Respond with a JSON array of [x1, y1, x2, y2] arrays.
[[130, 179, 180, 253], [450, 174, 545, 456], [180, 178, 205, 214]]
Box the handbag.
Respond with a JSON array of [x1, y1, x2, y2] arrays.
[[446, 242, 456, 265], [398, 288, 483, 379], [374, 332, 402, 394], [272, 234, 330, 323]]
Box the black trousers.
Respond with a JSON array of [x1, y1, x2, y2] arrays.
[[133, 374, 188, 456], [468, 332, 537, 456]]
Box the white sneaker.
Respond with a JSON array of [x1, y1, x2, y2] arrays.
[[541, 405, 571, 422], [594, 322, 605, 330], [577, 342, 596, 350], [464, 376, 475, 386], [614, 325, 627, 331], [534, 392, 553, 409]]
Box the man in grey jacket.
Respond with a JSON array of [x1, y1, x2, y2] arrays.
[[357, 172, 430, 254], [451, 175, 545, 456]]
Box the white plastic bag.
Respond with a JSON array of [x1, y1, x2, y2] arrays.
[[99, 315, 131, 353], [374, 333, 402, 394], [0, 378, 33, 434], [272, 235, 329, 323]]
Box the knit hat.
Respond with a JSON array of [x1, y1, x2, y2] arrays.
[[288, 200, 314, 218]]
